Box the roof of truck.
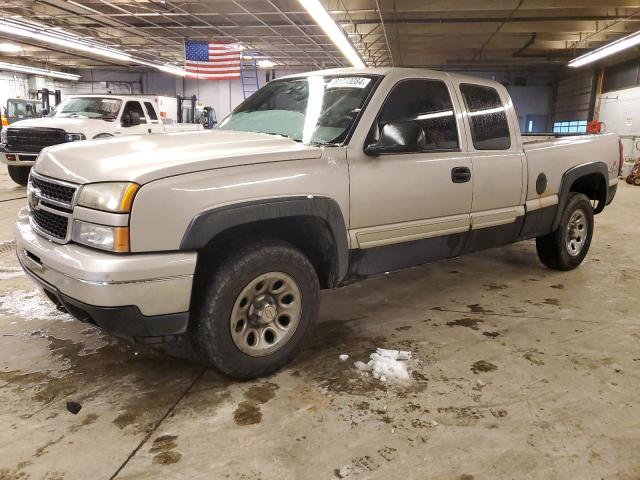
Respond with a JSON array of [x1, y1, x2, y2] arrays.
[[280, 67, 501, 87], [65, 94, 176, 99]]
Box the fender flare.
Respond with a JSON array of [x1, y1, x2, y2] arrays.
[[180, 196, 349, 283], [552, 161, 609, 231], [92, 133, 114, 139]]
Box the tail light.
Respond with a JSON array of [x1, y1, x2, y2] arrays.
[[618, 138, 624, 176]]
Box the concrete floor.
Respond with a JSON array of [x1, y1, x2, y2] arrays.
[[0, 163, 639, 480]]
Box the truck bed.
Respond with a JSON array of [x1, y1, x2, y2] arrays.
[[522, 133, 619, 202]]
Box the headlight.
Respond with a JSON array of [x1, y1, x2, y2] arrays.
[[72, 220, 129, 252], [1, 128, 7, 145], [64, 133, 86, 142], [77, 182, 139, 213]]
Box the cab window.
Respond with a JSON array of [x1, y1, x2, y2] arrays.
[[373, 79, 460, 152], [144, 102, 159, 122], [122, 101, 147, 124], [459, 84, 511, 150]]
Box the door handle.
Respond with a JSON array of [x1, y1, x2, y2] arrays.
[[451, 167, 471, 183]]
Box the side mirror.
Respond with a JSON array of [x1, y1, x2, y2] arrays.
[[122, 111, 141, 127], [365, 121, 426, 155]]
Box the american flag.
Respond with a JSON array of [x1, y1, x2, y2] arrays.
[[184, 40, 242, 80]]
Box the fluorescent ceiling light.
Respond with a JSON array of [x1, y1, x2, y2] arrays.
[[0, 19, 132, 62], [0, 42, 22, 53], [297, 0, 365, 68], [135, 59, 187, 77], [569, 30, 640, 68], [257, 59, 276, 68], [0, 61, 80, 80], [0, 18, 186, 76]]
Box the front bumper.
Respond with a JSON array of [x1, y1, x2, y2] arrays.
[[15, 207, 197, 341], [0, 145, 38, 166]]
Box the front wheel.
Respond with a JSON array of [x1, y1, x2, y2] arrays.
[[192, 239, 320, 379], [633, 177, 640, 186], [7, 165, 31, 186], [536, 193, 594, 271]]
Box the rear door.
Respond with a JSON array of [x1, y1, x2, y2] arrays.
[[143, 101, 165, 133], [452, 81, 526, 251]]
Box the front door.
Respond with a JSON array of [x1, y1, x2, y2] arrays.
[[348, 76, 473, 274], [115, 101, 151, 136]]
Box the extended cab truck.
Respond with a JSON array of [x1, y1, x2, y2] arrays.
[[0, 94, 202, 186], [15, 68, 621, 379]]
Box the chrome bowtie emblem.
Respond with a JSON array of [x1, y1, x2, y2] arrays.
[[29, 192, 39, 210]]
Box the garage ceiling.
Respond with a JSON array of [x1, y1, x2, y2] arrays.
[[0, 0, 640, 73]]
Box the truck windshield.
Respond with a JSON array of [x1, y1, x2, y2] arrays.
[[218, 75, 378, 145], [49, 97, 123, 121]]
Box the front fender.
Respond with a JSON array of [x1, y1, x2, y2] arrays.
[[180, 196, 349, 283]]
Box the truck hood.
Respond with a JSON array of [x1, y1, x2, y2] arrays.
[[34, 129, 323, 185], [7, 117, 113, 138]]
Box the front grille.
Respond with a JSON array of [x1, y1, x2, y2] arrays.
[[30, 175, 76, 204], [31, 208, 69, 240], [6, 127, 66, 153]]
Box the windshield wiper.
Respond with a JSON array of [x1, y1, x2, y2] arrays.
[[255, 131, 302, 142]]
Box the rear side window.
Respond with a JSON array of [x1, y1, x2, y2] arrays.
[[460, 84, 511, 150], [144, 102, 159, 122], [376, 79, 459, 151]]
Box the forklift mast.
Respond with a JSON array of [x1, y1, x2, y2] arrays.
[[177, 95, 197, 123], [37, 88, 62, 114]]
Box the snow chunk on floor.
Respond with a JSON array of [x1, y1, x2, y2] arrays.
[[339, 354, 349, 361], [354, 348, 413, 384], [0, 269, 24, 280], [0, 289, 70, 321]]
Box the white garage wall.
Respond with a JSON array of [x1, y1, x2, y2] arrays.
[[184, 78, 244, 120], [0, 71, 29, 115], [599, 86, 640, 158], [599, 87, 640, 135]]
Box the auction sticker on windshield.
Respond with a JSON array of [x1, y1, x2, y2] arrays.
[[326, 77, 371, 89]]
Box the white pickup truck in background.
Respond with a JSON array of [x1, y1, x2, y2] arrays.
[[0, 94, 203, 185]]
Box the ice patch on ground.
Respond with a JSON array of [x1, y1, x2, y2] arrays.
[[0, 268, 24, 280], [0, 289, 70, 321], [354, 348, 413, 384]]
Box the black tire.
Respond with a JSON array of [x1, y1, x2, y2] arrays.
[[634, 177, 640, 186], [7, 166, 30, 186], [536, 192, 594, 271], [192, 239, 320, 379]]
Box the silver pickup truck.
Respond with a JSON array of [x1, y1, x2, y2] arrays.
[[15, 67, 621, 378]]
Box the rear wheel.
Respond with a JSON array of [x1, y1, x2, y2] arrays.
[[192, 239, 320, 379], [536, 193, 594, 271], [633, 177, 640, 186], [7, 166, 30, 186]]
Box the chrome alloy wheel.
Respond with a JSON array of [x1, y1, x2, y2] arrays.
[[230, 272, 302, 356], [565, 209, 588, 257]]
